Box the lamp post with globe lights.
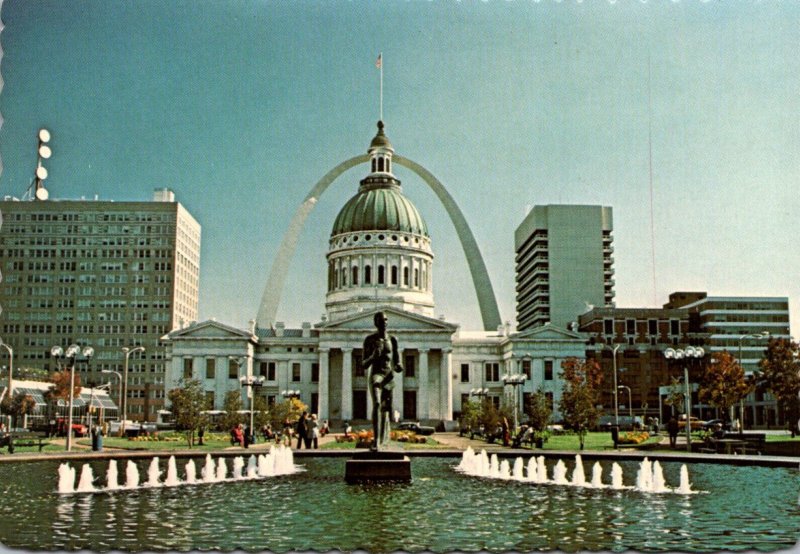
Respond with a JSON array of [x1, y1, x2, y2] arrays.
[[501, 374, 526, 431], [50, 344, 94, 451], [603, 343, 622, 426], [121, 346, 146, 434], [240, 375, 265, 438], [664, 346, 704, 452], [101, 369, 123, 419], [737, 331, 770, 430]]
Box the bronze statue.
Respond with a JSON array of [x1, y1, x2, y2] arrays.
[[362, 311, 403, 450]]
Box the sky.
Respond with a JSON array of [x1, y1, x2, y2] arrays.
[[0, 1, 798, 337]]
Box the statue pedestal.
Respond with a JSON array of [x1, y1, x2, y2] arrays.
[[344, 451, 412, 484]]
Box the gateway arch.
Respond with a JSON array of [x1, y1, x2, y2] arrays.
[[255, 154, 502, 332]]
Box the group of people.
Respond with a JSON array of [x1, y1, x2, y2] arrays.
[[292, 412, 329, 449]]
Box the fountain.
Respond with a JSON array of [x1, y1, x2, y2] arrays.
[[56, 449, 299, 495], [76, 464, 96, 493], [125, 460, 140, 489], [456, 450, 698, 495], [165, 456, 180, 487], [106, 460, 120, 490], [146, 457, 162, 487], [57, 463, 76, 494]]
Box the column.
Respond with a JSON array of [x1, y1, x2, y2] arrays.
[[418, 349, 429, 419], [318, 348, 330, 420], [341, 348, 353, 421], [393, 348, 404, 421], [440, 348, 453, 420]]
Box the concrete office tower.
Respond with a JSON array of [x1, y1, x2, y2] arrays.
[[515, 205, 614, 331], [0, 189, 200, 421]]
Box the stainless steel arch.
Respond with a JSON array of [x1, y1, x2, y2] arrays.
[[255, 155, 502, 331]]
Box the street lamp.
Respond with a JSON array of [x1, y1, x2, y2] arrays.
[[101, 369, 123, 420], [240, 375, 265, 437], [281, 389, 301, 400], [664, 346, 704, 452], [121, 346, 146, 434], [604, 343, 622, 426], [50, 344, 94, 451], [737, 331, 770, 431], [0, 339, 13, 400], [618, 385, 633, 418], [501, 373, 526, 430]]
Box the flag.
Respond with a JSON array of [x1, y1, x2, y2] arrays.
[[376, 53, 382, 69]]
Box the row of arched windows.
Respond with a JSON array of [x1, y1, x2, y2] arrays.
[[328, 259, 430, 292], [371, 155, 391, 173]]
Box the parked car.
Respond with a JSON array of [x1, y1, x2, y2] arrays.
[[678, 415, 705, 430], [703, 419, 731, 432], [395, 421, 435, 436]]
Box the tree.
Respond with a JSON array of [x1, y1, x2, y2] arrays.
[[525, 389, 552, 441], [167, 379, 210, 447], [220, 390, 245, 431], [44, 369, 82, 405], [252, 395, 271, 430], [663, 376, 685, 414], [558, 357, 603, 450], [0, 393, 36, 428], [758, 338, 800, 436], [268, 397, 307, 430], [699, 351, 752, 421], [459, 399, 481, 434]]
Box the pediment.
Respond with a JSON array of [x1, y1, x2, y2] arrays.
[[511, 323, 584, 341], [166, 320, 256, 341], [318, 307, 457, 333]]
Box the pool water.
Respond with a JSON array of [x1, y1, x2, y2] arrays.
[[0, 456, 798, 552]]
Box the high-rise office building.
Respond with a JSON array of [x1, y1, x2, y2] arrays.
[[0, 188, 200, 421], [515, 205, 615, 331]]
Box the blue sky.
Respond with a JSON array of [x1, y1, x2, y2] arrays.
[[1, 1, 798, 336]]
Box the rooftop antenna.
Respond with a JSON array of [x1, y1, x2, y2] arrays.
[[23, 128, 52, 201], [376, 52, 383, 121]]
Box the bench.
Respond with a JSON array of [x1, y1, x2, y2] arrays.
[[3, 432, 49, 454], [723, 432, 766, 455]]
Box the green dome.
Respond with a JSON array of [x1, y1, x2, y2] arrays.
[[332, 185, 429, 237]]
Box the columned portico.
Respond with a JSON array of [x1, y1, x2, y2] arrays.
[[418, 348, 430, 419], [393, 348, 404, 420], [440, 348, 452, 420], [341, 348, 353, 420], [318, 348, 330, 420]]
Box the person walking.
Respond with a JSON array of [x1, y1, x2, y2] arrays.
[[667, 416, 679, 449], [308, 414, 320, 449], [296, 412, 308, 449]]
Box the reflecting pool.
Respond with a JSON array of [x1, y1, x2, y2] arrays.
[[0, 456, 798, 552]]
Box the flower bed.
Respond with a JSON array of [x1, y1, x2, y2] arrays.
[[618, 431, 650, 445]]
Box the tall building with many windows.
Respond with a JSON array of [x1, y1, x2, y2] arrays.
[[515, 205, 615, 331], [0, 188, 200, 421]]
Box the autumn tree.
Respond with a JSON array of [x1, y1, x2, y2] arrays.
[[699, 350, 752, 422], [758, 338, 800, 436], [268, 397, 307, 430], [220, 390, 245, 431], [558, 357, 603, 450], [0, 393, 37, 428], [44, 369, 82, 405], [252, 395, 271, 430], [663, 376, 685, 415], [459, 399, 482, 434], [167, 379, 210, 447], [524, 389, 553, 440]]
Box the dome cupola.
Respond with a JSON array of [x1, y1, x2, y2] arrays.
[[325, 121, 435, 321]]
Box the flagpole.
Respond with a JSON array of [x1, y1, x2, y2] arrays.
[[379, 52, 384, 121]]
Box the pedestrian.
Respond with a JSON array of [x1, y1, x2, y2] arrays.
[[197, 426, 205, 446], [296, 412, 308, 449], [244, 424, 251, 449], [320, 419, 329, 437], [234, 423, 245, 447], [667, 416, 679, 449], [344, 421, 352, 438], [501, 417, 510, 447], [308, 414, 320, 449]]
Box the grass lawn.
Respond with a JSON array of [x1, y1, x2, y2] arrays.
[[0, 442, 67, 455], [75, 433, 237, 451], [765, 433, 800, 442], [518, 431, 664, 451]]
